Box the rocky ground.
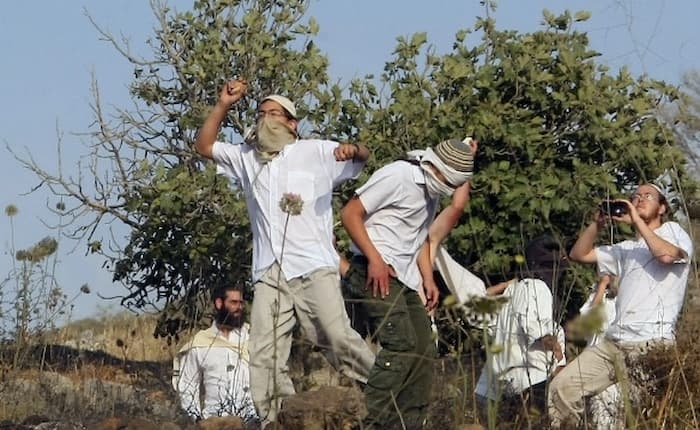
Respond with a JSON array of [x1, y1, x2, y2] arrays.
[[0, 326, 528, 430], [0, 342, 373, 430]]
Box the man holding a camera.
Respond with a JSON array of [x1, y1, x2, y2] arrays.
[[548, 183, 693, 429]]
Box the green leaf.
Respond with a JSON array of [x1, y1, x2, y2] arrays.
[[574, 10, 592, 22], [410, 32, 428, 48], [31, 0, 694, 345]]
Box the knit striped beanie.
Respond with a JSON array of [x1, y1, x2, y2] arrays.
[[434, 138, 474, 174], [420, 137, 475, 187]]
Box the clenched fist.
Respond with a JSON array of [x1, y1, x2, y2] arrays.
[[219, 79, 247, 107]]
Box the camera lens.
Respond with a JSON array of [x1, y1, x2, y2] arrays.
[[611, 203, 626, 217], [599, 200, 627, 217]]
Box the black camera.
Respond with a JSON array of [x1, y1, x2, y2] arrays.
[[599, 200, 627, 217]]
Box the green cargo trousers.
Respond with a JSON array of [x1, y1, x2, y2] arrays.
[[343, 256, 436, 430]]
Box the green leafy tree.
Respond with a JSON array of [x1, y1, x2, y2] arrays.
[[15, 2, 695, 338], [13, 0, 344, 338], [322, 10, 696, 316]]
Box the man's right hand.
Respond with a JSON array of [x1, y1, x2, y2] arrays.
[[219, 79, 247, 107], [539, 334, 563, 362], [467, 138, 478, 157], [366, 258, 395, 299], [194, 79, 247, 159]]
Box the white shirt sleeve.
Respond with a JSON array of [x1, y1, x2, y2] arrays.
[[596, 245, 621, 277], [211, 141, 244, 181], [659, 221, 694, 262], [176, 349, 202, 419], [597, 221, 694, 273], [316, 139, 365, 187], [356, 164, 406, 214]]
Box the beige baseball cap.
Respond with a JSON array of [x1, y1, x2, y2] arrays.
[[260, 95, 297, 119]]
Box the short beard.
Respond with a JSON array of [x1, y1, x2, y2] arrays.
[[215, 309, 244, 329]]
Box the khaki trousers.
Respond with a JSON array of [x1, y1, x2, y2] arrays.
[[548, 337, 655, 429], [248, 263, 375, 424]]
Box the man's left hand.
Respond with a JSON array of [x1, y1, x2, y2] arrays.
[[612, 199, 638, 225], [334, 143, 358, 161], [424, 280, 440, 311]]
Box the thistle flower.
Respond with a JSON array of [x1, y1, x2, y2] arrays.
[[5, 204, 18, 217], [459, 295, 509, 328], [567, 305, 606, 342], [442, 294, 458, 308], [279, 192, 304, 216], [16, 237, 58, 262], [467, 295, 509, 315]]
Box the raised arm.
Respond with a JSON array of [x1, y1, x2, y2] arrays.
[[569, 215, 603, 264], [638, 225, 687, 263], [194, 79, 247, 159], [333, 142, 370, 163], [626, 203, 688, 264]]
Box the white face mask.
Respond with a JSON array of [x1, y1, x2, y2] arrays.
[[254, 117, 297, 162], [421, 163, 455, 199]]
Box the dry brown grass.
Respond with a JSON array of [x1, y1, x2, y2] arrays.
[[47, 310, 181, 362], [0, 310, 185, 424], [2, 258, 700, 430]]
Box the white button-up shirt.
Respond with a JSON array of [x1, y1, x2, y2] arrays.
[[475, 278, 566, 400], [597, 221, 693, 342], [212, 139, 364, 281], [351, 161, 438, 290], [176, 324, 257, 421]]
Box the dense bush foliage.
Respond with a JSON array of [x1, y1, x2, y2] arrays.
[[18, 1, 696, 339]]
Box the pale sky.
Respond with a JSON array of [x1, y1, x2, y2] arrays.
[[1, 0, 698, 321]]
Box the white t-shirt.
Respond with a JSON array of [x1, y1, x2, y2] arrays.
[[212, 139, 364, 281], [475, 278, 566, 400], [176, 324, 257, 421], [351, 161, 438, 290], [597, 221, 693, 342]]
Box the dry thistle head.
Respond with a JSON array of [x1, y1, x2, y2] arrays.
[[279, 192, 304, 215], [48, 287, 65, 310], [567, 305, 606, 342], [5, 204, 18, 217], [458, 295, 509, 328], [467, 295, 509, 315], [15, 237, 59, 262], [442, 295, 459, 308]]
